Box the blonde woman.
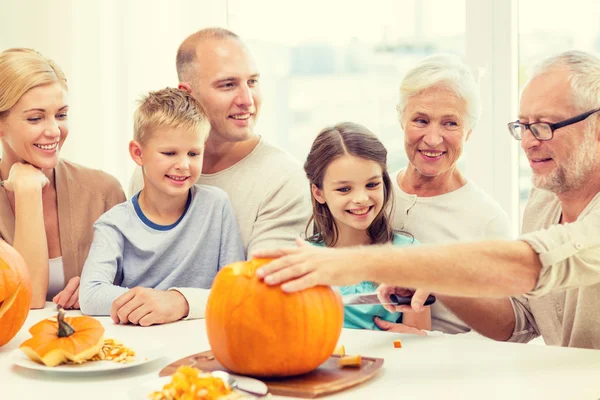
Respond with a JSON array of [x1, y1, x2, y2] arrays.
[[0, 48, 125, 309]]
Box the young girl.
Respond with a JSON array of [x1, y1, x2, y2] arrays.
[[304, 122, 431, 331]]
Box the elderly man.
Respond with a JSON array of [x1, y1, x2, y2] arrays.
[[129, 28, 311, 257], [255, 50, 600, 349]]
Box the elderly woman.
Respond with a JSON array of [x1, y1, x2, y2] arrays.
[[386, 54, 511, 334], [0, 48, 125, 309]]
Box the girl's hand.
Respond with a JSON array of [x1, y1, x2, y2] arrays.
[[377, 284, 431, 313], [253, 237, 367, 292], [53, 277, 81, 309], [373, 317, 428, 335], [2, 162, 49, 192]]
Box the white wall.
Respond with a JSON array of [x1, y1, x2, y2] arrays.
[[0, 0, 228, 189]]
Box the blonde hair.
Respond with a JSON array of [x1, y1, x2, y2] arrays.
[[0, 48, 67, 118], [133, 87, 210, 143]]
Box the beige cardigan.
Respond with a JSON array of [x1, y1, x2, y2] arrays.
[[0, 159, 126, 283]]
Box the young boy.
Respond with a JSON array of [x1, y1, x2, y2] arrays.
[[79, 88, 245, 326]]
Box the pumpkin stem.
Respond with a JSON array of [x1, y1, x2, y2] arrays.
[[57, 305, 75, 338]]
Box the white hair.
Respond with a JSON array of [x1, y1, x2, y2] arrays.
[[396, 53, 481, 130], [529, 50, 600, 114]]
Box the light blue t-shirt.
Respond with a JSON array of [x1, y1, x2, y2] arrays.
[[312, 233, 417, 330], [79, 184, 245, 316]]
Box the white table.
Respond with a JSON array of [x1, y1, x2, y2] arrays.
[[1, 303, 599, 400]]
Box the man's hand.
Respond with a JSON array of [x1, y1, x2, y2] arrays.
[[53, 276, 81, 309], [373, 317, 427, 335], [110, 287, 190, 327], [377, 284, 431, 313], [254, 237, 368, 292]]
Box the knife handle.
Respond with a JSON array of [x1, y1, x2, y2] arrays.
[[390, 294, 436, 306]]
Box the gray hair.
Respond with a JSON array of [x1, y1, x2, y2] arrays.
[[529, 50, 600, 112], [396, 53, 481, 130]]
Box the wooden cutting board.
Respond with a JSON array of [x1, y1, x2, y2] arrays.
[[159, 350, 384, 398]]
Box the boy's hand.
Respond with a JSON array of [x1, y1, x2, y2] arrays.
[[111, 287, 190, 326]]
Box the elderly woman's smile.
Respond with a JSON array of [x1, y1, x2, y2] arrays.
[[401, 86, 471, 179], [418, 149, 446, 160]]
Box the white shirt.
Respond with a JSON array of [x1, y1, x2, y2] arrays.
[[392, 169, 512, 334], [47, 256, 65, 301]]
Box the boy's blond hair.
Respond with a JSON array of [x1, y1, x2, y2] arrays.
[[133, 87, 209, 143]]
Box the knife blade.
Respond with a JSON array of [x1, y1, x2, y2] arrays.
[[342, 292, 436, 306]]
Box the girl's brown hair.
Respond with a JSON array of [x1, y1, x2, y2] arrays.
[[304, 122, 396, 247]]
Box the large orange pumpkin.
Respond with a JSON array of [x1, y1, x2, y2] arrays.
[[0, 241, 32, 347], [205, 258, 344, 377], [20, 307, 105, 366]]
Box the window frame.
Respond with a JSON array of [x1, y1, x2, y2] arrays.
[[464, 0, 520, 236]]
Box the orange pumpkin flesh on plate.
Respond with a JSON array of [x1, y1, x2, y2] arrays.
[[0, 241, 32, 347], [20, 307, 105, 367], [206, 258, 344, 378]]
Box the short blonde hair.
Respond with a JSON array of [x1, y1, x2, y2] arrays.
[[0, 48, 67, 118], [133, 88, 210, 144]]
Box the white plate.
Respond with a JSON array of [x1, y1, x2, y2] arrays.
[[11, 341, 164, 373], [128, 376, 171, 400]]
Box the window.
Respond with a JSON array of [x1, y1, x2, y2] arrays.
[[517, 0, 600, 222], [228, 0, 466, 173]]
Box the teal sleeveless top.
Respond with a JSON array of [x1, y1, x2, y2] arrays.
[[311, 233, 417, 330]]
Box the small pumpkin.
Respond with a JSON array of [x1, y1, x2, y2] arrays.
[[205, 258, 344, 377], [0, 241, 32, 347], [20, 307, 105, 366]]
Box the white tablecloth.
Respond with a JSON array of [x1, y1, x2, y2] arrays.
[[1, 303, 599, 399]]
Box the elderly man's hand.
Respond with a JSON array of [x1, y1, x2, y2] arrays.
[[254, 237, 368, 292], [111, 287, 189, 326], [377, 284, 431, 313]]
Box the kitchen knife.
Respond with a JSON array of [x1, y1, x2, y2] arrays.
[[342, 292, 436, 306]]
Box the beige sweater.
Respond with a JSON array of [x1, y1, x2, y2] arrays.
[[509, 187, 600, 349], [129, 138, 312, 257], [0, 159, 126, 284]]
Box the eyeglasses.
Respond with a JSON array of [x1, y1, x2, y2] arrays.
[[507, 108, 600, 141]]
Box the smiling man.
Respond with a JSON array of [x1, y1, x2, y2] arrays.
[[129, 28, 311, 258], [254, 50, 600, 349]]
